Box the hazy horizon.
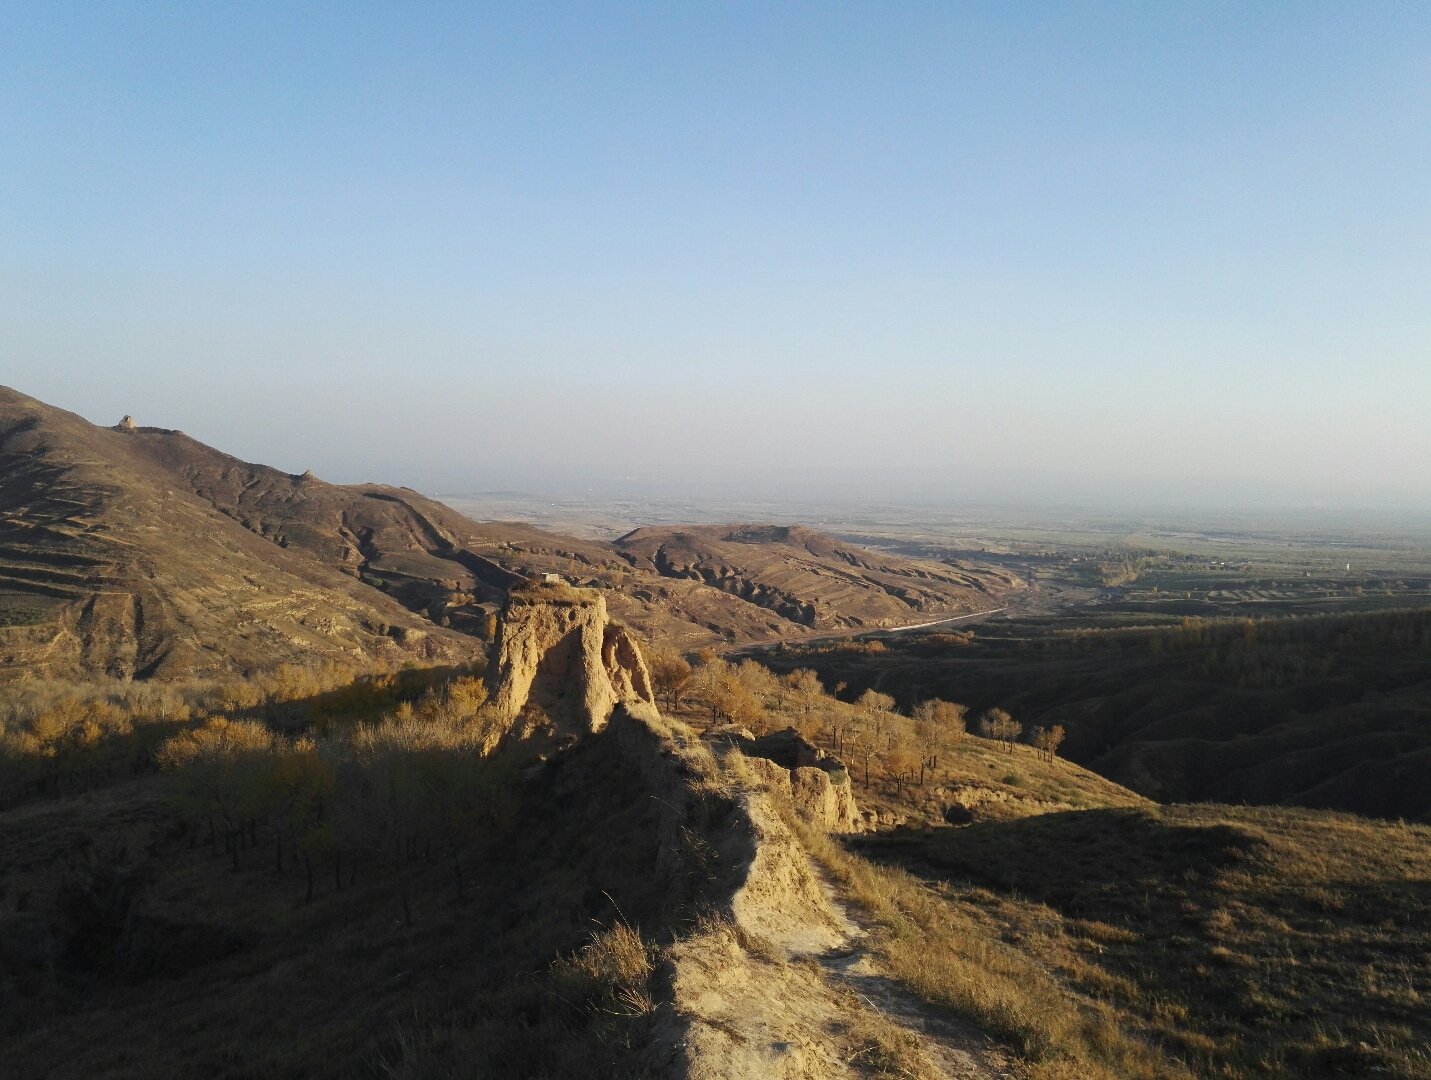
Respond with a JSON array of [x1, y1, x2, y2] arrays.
[[6, 4, 1429, 511]]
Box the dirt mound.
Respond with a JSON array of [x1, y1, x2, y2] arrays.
[[720, 728, 864, 833], [605, 705, 854, 1076]]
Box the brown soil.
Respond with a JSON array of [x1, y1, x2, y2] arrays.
[[0, 386, 1023, 678], [658, 719, 1023, 1079]]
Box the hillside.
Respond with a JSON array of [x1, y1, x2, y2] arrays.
[[759, 610, 1431, 822], [0, 591, 1027, 1080], [669, 661, 1430, 1078], [2, 587, 1427, 1080], [0, 388, 477, 679], [0, 387, 1021, 678], [102, 414, 1023, 653], [846, 802, 1431, 1079], [614, 524, 1016, 634]]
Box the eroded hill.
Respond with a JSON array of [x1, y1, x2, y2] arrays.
[[0, 388, 477, 679], [0, 590, 1017, 1079], [614, 524, 1016, 634], [3, 587, 1427, 1079], [96, 413, 1022, 653], [0, 387, 1021, 678]]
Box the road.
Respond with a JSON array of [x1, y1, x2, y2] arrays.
[[876, 606, 1006, 634], [726, 605, 1008, 657]]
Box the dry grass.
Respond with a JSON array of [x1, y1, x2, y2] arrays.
[[849, 804, 1431, 1080], [694, 659, 1431, 1078], [554, 919, 657, 1018], [0, 662, 482, 809], [792, 817, 1191, 1079], [761, 609, 1431, 823], [860, 733, 1149, 828], [0, 719, 681, 1079], [841, 1000, 934, 1079], [674, 660, 1144, 830]]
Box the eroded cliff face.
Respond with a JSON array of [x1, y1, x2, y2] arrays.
[[602, 620, 655, 704], [485, 582, 656, 739], [708, 728, 864, 834]]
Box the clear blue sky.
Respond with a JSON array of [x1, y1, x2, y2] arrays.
[[3, 2, 1428, 508]]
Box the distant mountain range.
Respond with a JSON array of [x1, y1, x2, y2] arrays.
[[0, 387, 1020, 679]]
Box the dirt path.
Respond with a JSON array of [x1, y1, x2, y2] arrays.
[[666, 723, 1021, 1079], [809, 869, 1021, 1080]]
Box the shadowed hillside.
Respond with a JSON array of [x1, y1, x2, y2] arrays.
[[758, 609, 1431, 822]]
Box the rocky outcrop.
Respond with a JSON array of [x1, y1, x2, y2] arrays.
[[485, 581, 656, 739], [740, 757, 864, 834], [605, 705, 862, 1078], [602, 620, 655, 704], [720, 728, 863, 833], [791, 765, 862, 833]]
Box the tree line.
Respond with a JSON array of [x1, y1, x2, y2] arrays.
[[645, 647, 1058, 797], [0, 661, 476, 806], [156, 674, 512, 924]]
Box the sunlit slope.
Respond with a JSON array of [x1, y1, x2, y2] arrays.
[[0, 386, 477, 678], [615, 523, 1020, 634], [855, 802, 1431, 1079], [763, 611, 1431, 822]]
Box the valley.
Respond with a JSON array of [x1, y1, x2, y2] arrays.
[[10, 6, 1428, 1077], [1, 388, 1428, 1079]]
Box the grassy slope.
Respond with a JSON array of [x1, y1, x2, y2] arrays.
[[7, 660, 1427, 1078], [682, 663, 1431, 1079], [899, 804, 1431, 1077], [855, 729, 1150, 828], [760, 608, 1431, 821], [799, 728, 1431, 1080], [0, 732, 682, 1080]]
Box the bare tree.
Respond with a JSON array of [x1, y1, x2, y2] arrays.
[[1046, 724, 1066, 761], [690, 656, 733, 722], [856, 689, 896, 715], [648, 648, 693, 712], [782, 668, 824, 721], [981, 707, 1022, 752], [1031, 723, 1066, 762], [886, 727, 920, 796], [911, 698, 967, 781]]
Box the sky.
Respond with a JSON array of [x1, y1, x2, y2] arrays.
[[3, 2, 1429, 510]]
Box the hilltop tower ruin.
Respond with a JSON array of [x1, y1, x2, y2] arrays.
[[485, 580, 656, 740]]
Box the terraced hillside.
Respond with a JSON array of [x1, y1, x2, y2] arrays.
[[614, 524, 1014, 633], [0, 387, 1021, 677], [0, 389, 478, 679]]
